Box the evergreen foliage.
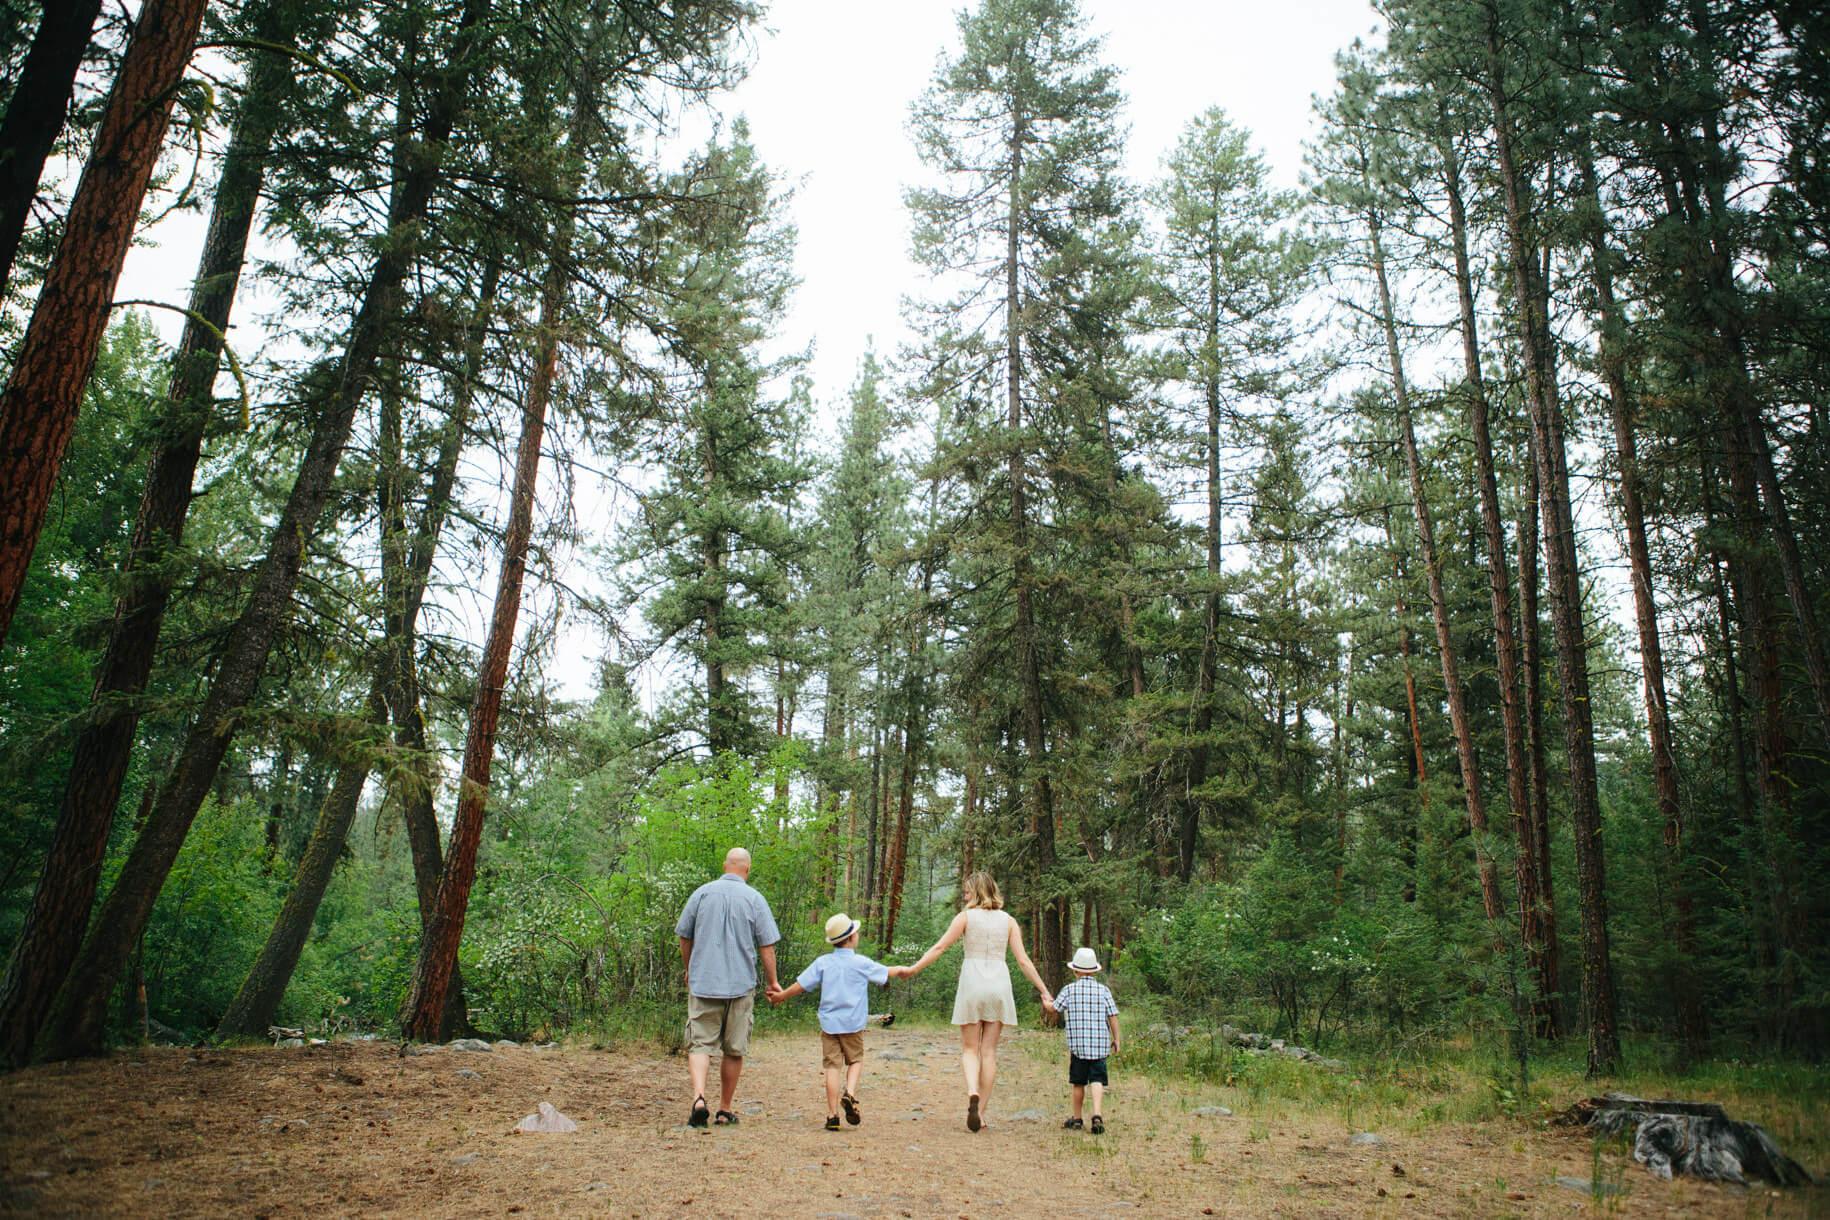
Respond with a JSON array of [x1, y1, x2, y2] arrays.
[[0, 0, 1823, 1078]]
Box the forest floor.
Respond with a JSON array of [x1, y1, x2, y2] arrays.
[[1, 1023, 1822, 1218]]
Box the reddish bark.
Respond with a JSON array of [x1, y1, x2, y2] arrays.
[[1368, 205, 1504, 924], [1575, 146, 1706, 1055], [400, 140, 563, 1036], [34, 0, 492, 1063], [0, 17, 293, 1068], [1441, 126, 1555, 1028], [0, 0, 210, 645], [376, 261, 499, 1042]]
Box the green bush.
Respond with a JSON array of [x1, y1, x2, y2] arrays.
[[136, 796, 284, 1039]]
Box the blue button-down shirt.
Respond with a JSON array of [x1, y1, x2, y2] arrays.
[[796, 947, 889, 1035], [676, 873, 781, 999]]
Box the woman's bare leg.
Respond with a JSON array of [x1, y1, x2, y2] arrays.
[[976, 1021, 1003, 1118], [959, 1022, 981, 1097]]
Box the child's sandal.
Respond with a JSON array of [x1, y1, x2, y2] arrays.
[[1090, 1115, 1105, 1134], [824, 1114, 841, 1130], [1062, 1117, 1084, 1129]]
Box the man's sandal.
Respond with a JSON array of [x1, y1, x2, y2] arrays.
[[714, 1110, 738, 1125], [1090, 1115, 1105, 1134], [824, 1114, 841, 1130], [1062, 1117, 1084, 1129], [841, 1092, 860, 1125], [688, 1095, 710, 1128]]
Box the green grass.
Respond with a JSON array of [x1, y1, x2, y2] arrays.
[[1121, 1025, 1829, 1172]]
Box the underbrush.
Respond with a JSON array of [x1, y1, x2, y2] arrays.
[[1122, 1020, 1828, 1176]]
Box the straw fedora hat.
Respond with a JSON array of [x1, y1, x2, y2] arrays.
[[825, 913, 860, 945]]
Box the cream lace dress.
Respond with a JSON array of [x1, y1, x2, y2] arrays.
[[950, 907, 1019, 1025]]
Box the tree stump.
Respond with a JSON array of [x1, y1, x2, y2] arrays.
[[1556, 1093, 1814, 1187]]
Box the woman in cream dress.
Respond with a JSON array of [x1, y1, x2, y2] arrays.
[[904, 872, 1053, 1131]]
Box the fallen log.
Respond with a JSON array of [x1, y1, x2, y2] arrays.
[[1556, 1093, 1815, 1187]]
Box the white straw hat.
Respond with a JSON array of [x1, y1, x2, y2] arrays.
[[1069, 947, 1101, 973], [825, 913, 860, 945]]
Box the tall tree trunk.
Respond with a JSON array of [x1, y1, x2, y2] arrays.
[[863, 663, 885, 921], [0, 16, 298, 1068], [1575, 145, 1706, 1056], [1182, 239, 1225, 882], [882, 720, 916, 950], [1382, 511, 1426, 907], [0, 0, 106, 299], [1367, 205, 1504, 923], [1715, 429, 1794, 1037], [1626, 3, 1811, 1040], [400, 122, 567, 1036], [375, 261, 498, 1040], [882, 553, 934, 949], [1713, 568, 1753, 818], [1484, 18, 1618, 1074], [35, 0, 491, 1063], [702, 435, 731, 754], [1005, 114, 1064, 988], [1441, 125, 1554, 1025], [1517, 427, 1561, 1036], [0, 0, 210, 645]]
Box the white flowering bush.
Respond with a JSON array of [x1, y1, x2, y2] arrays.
[[1120, 831, 1456, 1048]]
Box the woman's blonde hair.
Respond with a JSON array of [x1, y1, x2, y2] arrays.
[[962, 871, 1003, 910]]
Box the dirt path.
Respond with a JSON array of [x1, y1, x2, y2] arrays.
[[0, 1025, 1815, 1217]]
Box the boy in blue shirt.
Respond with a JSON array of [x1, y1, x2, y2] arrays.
[[1054, 946, 1120, 1134], [769, 912, 907, 1129]]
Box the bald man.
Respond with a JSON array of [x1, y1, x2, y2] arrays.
[[676, 847, 781, 1127]]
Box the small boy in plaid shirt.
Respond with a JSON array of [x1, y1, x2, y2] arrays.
[[1054, 946, 1120, 1133]]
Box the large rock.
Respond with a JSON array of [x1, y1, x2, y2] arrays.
[[515, 1102, 579, 1134]]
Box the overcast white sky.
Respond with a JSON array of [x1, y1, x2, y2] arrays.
[[117, 0, 1381, 416], [711, 0, 1381, 411]]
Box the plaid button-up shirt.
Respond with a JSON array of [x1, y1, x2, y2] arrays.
[[1055, 976, 1117, 1060]]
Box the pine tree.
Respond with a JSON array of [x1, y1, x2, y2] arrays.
[[617, 124, 806, 760], [906, 0, 1129, 983], [1149, 106, 1311, 879]]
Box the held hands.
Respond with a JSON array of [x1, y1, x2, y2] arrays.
[[886, 965, 912, 979], [765, 982, 784, 1005]]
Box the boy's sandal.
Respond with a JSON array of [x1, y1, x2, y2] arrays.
[[714, 1110, 738, 1125], [1062, 1117, 1084, 1129], [841, 1092, 860, 1125], [824, 1114, 841, 1130], [688, 1096, 710, 1128], [1090, 1115, 1105, 1134]]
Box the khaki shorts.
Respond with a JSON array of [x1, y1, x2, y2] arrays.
[[685, 992, 755, 1057], [820, 1030, 864, 1070]]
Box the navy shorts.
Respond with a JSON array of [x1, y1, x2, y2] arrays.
[[1068, 1055, 1108, 1086]]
